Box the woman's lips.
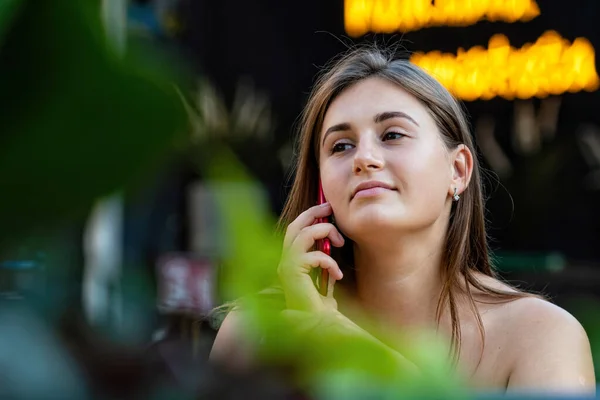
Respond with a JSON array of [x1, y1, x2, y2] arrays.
[[353, 186, 394, 199]]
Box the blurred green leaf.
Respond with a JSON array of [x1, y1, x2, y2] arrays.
[[0, 0, 187, 245], [200, 143, 282, 301]]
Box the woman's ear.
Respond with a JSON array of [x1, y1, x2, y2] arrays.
[[449, 144, 473, 197]]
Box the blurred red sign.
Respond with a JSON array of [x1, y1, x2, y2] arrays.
[[156, 254, 215, 316]]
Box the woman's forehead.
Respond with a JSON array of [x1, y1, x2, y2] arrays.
[[322, 78, 432, 131]]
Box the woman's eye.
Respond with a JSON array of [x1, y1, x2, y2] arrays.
[[331, 142, 353, 153], [383, 131, 406, 141]]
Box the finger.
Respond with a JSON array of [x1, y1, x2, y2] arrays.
[[296, 251, 344, 281], [277, 251, 341, 312], [283, 203, 332, 248], [278, 250, 343, 282], [290, 223, 344, 253], [326, 273, 337, 300]]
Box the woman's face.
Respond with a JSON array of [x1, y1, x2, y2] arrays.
[[319, 77, 466, 241]]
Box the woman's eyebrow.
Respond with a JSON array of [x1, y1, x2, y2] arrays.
[[322, 122, 351, 147], [374, 111, 419, 127]]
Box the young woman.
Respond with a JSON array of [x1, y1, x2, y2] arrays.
[[210, 46, 596, 394]]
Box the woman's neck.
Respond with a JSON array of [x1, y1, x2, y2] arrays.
[[352, 224, 448, 331]]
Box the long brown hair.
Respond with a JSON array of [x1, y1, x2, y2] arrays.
[[278, 45, 532, 362]]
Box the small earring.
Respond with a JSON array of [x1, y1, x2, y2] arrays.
[[453, 188, 460, 202]]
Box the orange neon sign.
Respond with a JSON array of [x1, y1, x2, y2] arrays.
[[343, 1, 598, 100], [410, 31, 600, 101], [344, 0, 540, 36]]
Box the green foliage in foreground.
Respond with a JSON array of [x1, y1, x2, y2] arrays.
[[0, 0, 187, 248]]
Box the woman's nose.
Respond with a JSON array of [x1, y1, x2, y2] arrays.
[[353, 138, 384, 173]]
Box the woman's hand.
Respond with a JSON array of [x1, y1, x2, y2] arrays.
[[275, 204, 422, 383], [277, 202, 345, 312]]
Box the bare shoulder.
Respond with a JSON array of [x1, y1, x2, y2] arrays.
[[210, 288, 286, 369], [209, 309, 255, 369], [503, 296, 587, 344], [498, 296, 596, 394]]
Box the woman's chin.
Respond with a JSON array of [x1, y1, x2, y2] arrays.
[[356, 203, 404, 221], [342, 209, 407, 235]]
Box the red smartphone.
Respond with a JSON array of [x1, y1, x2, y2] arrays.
[[316, 180, 331, 296]]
